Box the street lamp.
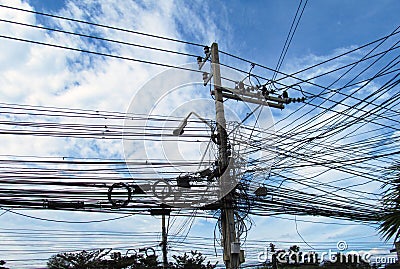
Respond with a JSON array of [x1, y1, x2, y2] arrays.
[[172, 111, 214, 136]]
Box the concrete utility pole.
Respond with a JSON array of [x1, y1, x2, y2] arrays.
[[211, 43, 240, 269], [198, 42, 292, 269]]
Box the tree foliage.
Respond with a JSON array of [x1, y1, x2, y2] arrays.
[[47, 249, 216, 269], [379, 163, 400, 242], [170, 250, 217, 269], [47, 249, 110, 269], [47, 248, 158, 269]]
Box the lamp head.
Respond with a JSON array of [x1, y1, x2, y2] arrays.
[[172, 119, 188, 136], [173, 128, 185, 136]]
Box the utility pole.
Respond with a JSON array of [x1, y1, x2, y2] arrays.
[[211, 43, 240, 269], [150, 208, 170, 269], [162, 213, 168, 269], [198, 42, 294, 269]]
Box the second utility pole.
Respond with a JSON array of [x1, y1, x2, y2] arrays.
[[162, 213, 168, 269], [211, 43, 240, 269]]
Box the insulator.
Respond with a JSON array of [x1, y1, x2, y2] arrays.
[[238, 81, 245, 90], [261, 85, 267, 92], [197, 56, 203, 64], [204, 46, 210, 54], [282, 90, 288, 99], [261, 85, 268, 97], [202, 72, 208, 81]]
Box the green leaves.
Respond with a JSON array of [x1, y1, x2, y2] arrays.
[[379, 210, 400, 242], [378, 163, 400, 242], [171, 250, 217, 269], [47, 249, 216, 269]]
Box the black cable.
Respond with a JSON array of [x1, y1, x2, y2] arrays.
[[0, 4, 205, 47], [272, 0, 308, 81], [2, 208, 134, 223], [0, 34, 204, 74], [0, 18, 200, 58]]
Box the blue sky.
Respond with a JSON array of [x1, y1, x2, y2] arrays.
[[0, 0, 399, 268], [29, 0, 66, 11], [219, 0, 400, 65]]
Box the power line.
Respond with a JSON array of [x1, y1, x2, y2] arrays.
[[1, 208, 134, 223], [272, 0, 308, 81], [0, 18, 200, 58], [0, 34, 204, 74], [0, 4, 206, 47]]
